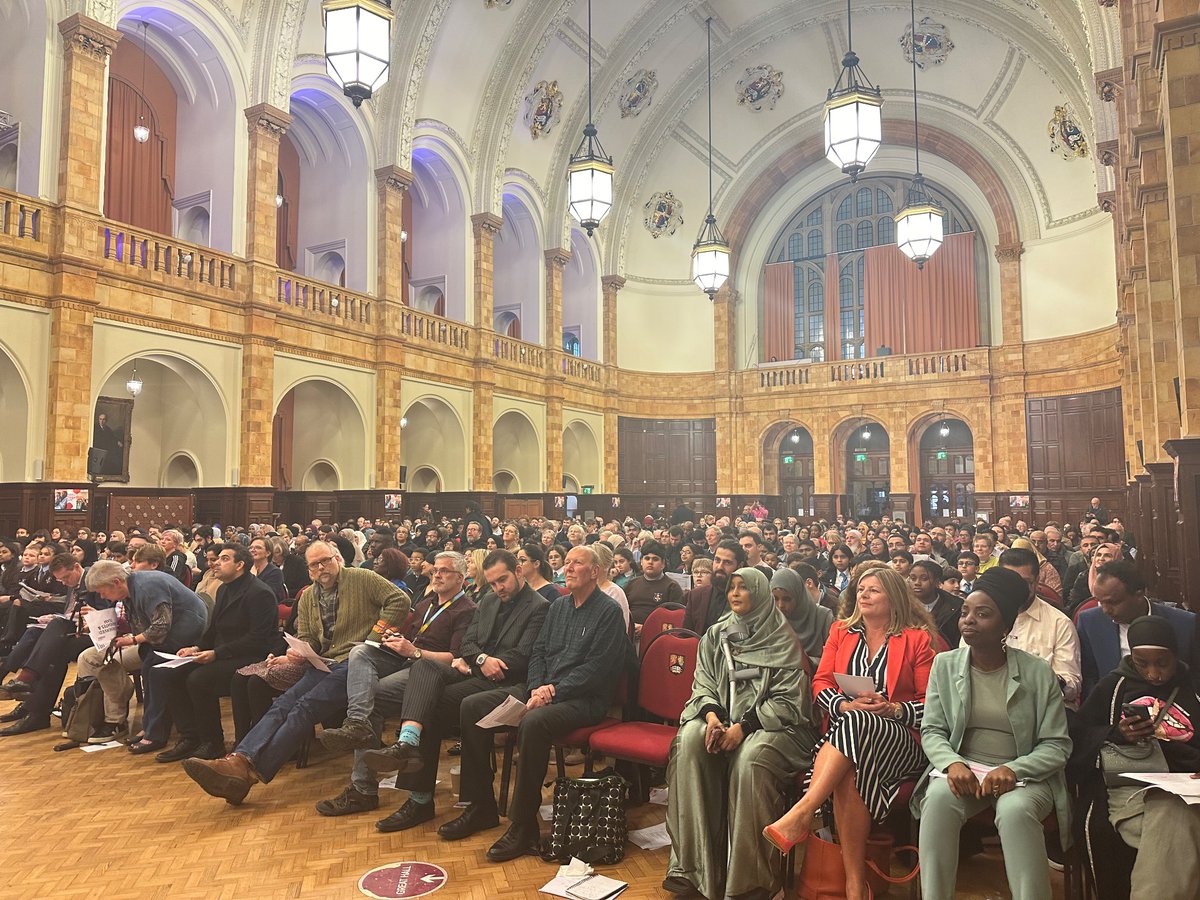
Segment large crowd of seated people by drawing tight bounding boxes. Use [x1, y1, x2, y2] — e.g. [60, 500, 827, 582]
[1, 501, 1198, 899]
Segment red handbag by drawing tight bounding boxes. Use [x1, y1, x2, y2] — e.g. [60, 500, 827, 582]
[797, 832, 919, 899]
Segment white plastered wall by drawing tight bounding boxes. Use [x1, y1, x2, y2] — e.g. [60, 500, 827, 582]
[493, 394, 546, 493]
[1020, 214, 1119, 340]
[563, 406, 605, 492]
[0, 303, 49, 481]
[399, 378, 472, 491]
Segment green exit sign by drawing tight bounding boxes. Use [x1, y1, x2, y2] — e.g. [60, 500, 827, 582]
[937, 451, 947, 460]
[782, 455, 794, 464]
[855, 453, 868, 462]
[582, 486, 593, 494]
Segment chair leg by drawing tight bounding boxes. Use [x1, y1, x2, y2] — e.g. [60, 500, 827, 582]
[296, 727, 312, 769]
[132, 672, 144, 705]
[554, 746, 566, 781]
[498, 741, 514, 818]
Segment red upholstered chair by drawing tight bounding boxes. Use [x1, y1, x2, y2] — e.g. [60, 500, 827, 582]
[1073, 598, 1098, 625]
[638, 603, 687, 658]
[588, 629, 700, 772]
[551, 671, 631, 779]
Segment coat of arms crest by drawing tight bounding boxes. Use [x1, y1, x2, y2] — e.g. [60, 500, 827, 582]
[669, 654, 685, 675]
[1048, 105, 1089, 159]
[619, 69, 658, 118]
[900, 17, 955, 68]
[523, 80, 563, 139]
[736, 65, 785, 111]
[643, 192, 684, 239]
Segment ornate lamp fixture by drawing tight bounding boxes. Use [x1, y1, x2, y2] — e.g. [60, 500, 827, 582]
[692, 17, 730, 298]
[567, 0, 613, 236]
[895, 0, 945, 268]
[823, 0, 882, 181]
[321, 0, 394, 107]
[939, 420, 950, 438]
[126, 362, 143, 397]
[133, 22, 150, 143]
[861, 425, 872, 440]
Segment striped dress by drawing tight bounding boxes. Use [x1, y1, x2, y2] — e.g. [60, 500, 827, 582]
[809, 624, 928, 821]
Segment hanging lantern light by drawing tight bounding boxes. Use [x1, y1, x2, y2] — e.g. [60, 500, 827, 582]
[895, 0, 944, 268]
[321, 0, 394, 107]
[133, 22, 150, 143]
[861, 426, 872, 440]
[126, 362, 143, 398]
[692, 18, 730, 298]
[567, 0, 614, 236]
[823, 0, 882, 181]
[939, 420, 950, 438]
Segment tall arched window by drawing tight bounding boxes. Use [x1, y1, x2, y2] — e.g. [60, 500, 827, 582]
[768, 175, 976, 361]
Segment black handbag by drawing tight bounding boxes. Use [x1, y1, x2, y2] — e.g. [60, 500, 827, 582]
[540, 774, 629, 865]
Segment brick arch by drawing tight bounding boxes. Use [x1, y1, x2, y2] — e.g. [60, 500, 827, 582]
[725, 122, 1021, 252]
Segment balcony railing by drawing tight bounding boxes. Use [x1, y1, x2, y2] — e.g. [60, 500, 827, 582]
[492, 334, 546, 372]
[100, 224, 238, 293]
[0, 189, 48, 250]
[757, 363, 812, 389]
[276, 272, 371, 327]
[561, 354, 602, 384]
[398, 307, 471, 352]
[828, 349, 985, 384]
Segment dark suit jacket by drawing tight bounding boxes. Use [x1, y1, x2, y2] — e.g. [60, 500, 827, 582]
[1078, 601, 1198, 698]
[682, 582, 723, 635]
[456, 582, 548, 685]
[199, 571, 279, 661]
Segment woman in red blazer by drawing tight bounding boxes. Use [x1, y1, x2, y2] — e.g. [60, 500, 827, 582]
[765, 566, 939, 900]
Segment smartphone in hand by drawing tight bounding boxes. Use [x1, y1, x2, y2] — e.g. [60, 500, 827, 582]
[1121, 703, 1152, 721]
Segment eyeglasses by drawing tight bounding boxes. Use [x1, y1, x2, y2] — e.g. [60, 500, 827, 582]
[307, 557, 337, 571]
[431, 567, 459, 576]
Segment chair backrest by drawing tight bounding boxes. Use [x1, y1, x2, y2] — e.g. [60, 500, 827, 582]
[1073, 598, 1098, 625]
[637, 629, 700, 723]
[639, 603, 687, 657]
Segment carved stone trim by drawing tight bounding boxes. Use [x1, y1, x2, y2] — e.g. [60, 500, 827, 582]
[601, 275, 627, 293]
[58, 14, 121, 61]
[1153, 14, 1200, 73]
[1097, 139, 1120, 168]
[245, 103, 292, 137]
[1098, 191, 1117, 213]
[1095, 66, 1123, 103]
[471, 212, 503, 235]
[375, 165, 415, 194]
[1137, 182, 1168, 208]
[994, 242, 1024, 263]
[544, 248, 571, 268]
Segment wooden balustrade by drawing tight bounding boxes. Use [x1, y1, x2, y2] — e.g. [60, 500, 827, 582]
[275, 271, 372, 327]
[397, 307, 472, 351]
[100, 224, 238, 292]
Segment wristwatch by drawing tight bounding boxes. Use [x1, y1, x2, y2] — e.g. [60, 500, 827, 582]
[476, 653, 489, 667]
[413, 648, 422, 660]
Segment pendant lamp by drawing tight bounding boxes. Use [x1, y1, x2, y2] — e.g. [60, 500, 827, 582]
[692, 17, 730, 298]
[567, 0, 614, 236]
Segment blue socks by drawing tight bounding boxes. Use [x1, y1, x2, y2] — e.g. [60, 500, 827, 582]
[398, 724, 422, 747]
[410, 790, 432, 805]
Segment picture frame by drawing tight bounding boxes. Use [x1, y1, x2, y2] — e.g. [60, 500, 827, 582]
[54, 488, 89, 512]
[89, 396, 134, 483]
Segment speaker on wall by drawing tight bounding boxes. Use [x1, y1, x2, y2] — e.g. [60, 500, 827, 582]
[399, 465, 408, 484]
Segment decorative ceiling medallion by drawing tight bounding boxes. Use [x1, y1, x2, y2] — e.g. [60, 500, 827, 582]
[900, 17, 954, 69]
[523, 80, 563, 139]
[1048, 105, 1089, 159]
[736, 65, 785, 111]
[619, 69, 658, 118]
[643, 191, 684, 238]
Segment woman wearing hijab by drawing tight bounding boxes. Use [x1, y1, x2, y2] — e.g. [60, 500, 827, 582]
[1066, 541, 1122, 617]
[912, 567, 1073, 900]
[664, 568, 816, 900]
[770, 566, 832, 666]
[1010, 537, 1063, 607]
[1071, 615, 1200, 900]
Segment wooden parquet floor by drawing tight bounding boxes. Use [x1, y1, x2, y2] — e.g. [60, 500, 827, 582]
[0, 693, 1056, 900]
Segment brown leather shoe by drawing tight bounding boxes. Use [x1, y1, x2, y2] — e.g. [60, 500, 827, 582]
[182, 753, 260, 805]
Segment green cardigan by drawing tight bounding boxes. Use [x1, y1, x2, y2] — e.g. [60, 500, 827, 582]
[295, 565, 411, 662]
[912, 646, 1073, 844]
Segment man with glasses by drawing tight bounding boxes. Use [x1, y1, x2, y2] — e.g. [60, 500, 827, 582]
[152, 543, 278, 762]
[182, 542, 409, 805]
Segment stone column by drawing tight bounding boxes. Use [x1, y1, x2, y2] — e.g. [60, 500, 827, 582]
[472, 380, 495, 491]
[374, 166, 413, 491]
[471, 212, 502, 331]
[1141, 182, 1182, 460]
[545, 248, 569, 350]
[545, 392, 564, 494]
[244, 104, 292, 266]
[713, 285, 738, 492]
[603, 407, 619, 494]
[238, 336, 277, 487]
[989, 243, 1030, 492]
[43, 300, 97, 481]
[600, 275, 625, 368]
[57, 15, 121, 210]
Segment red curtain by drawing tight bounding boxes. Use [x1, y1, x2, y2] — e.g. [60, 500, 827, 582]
[105, 78, 173, 234]
[763, 261, 794, 361]
[824, 253, 841, 361]
[862, 232, 978, 354]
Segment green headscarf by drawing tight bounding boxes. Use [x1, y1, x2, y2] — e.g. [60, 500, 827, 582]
[770, 566, 834, 663]
[717, 567, 805, 671]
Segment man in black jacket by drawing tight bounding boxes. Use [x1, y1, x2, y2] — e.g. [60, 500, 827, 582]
[344, 549, 550, 832]
[153, 543, 278, 762]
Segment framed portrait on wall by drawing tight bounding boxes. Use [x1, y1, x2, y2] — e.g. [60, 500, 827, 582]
[89, 396, 134, 483]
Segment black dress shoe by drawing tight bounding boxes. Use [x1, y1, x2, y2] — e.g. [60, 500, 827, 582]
[437, 803, 501, 841]
[0, 703, 27, 723]
[362, 741, 423, 774]
[662, 876, 702, 897]
[190, 741, 225, 760]
[376, 798, 435, 833]
[486, 821, 540, 863]
[156, 739, 202, 763]
[0, 717, 49, 737]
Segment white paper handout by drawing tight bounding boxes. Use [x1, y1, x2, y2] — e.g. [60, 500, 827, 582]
[84, 608, 120, 652]
[153, 651, 197, 669]
[283, 632, 332, 672]
[1119, 772, 1200, 805]
[627, 821, 672, 850]
[664, 572, 692, 592]
[834, 673, 878, 698]
[80, 741, 123, 753]
[565, 874, 628, 900]
[930, 760, 1027, 787]
[475, 694, 527, 728]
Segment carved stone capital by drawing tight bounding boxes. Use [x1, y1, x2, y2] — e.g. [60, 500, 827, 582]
[544, 248, 571, 269]
[375, 165, 414, 194]
[245, 103, 292, 138]
[1097, 139, 1119, 168]
[1095, 67, 1123, 102]
[1098, 190, 1117, 213]
[601, 275, 627, 293]
[59, 14, 121, 61]
[994, 242, 1024, 264]
[1097, 0, 1116, 8]
[471, 212, 503, 236]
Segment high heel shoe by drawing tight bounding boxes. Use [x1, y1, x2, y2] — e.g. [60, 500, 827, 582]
[762, 822, 810, 853]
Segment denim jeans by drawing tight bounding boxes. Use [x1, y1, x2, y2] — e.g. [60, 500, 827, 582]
[349, 666, 413, 795]
[345, 643, 413, 722]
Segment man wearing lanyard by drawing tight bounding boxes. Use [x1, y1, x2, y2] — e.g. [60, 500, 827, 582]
[311, 552, 477, 816]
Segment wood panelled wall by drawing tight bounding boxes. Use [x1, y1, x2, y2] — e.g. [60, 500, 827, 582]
[618, 417, 717, 497]
[1026, 388, 1126, 524]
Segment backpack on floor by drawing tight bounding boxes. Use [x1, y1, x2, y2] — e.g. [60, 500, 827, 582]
[63, 677, 107, 744]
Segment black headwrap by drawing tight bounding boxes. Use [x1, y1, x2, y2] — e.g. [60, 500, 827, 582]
[973, 567, 1027, 632]
[1127, 615, 1178, 654]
